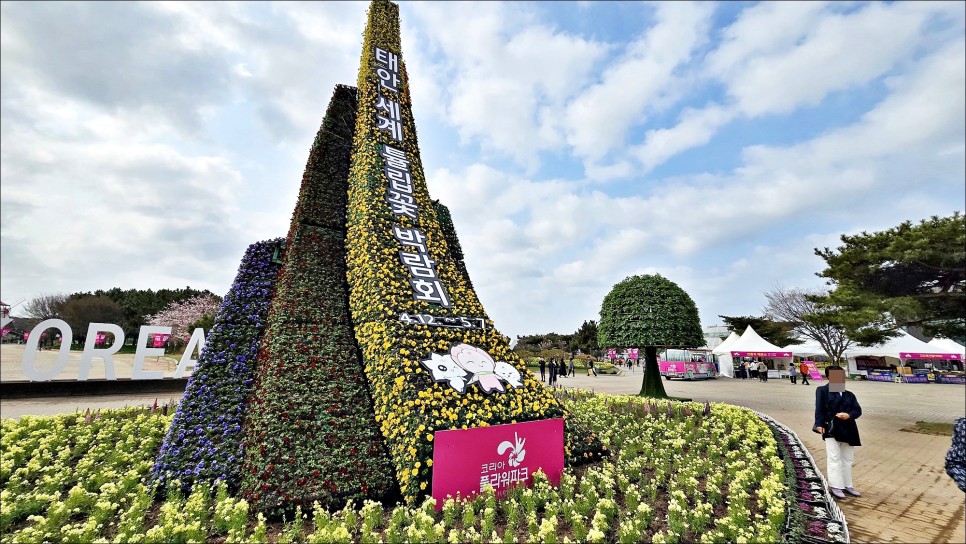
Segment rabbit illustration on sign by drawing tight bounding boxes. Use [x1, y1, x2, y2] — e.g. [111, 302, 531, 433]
[451, 343, 505, 393]
[420, 343, 519, 394]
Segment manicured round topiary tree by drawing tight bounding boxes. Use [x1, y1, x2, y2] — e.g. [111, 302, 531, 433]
[598, 274, 704, 398]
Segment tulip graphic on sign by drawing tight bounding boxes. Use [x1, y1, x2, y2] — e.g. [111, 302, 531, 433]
[498, 432, 526, 467]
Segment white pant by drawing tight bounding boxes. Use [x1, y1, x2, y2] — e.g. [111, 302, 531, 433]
[825, 438, 855, 489]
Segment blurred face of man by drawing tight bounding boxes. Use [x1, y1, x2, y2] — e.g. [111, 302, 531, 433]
[829, 368, 846, 392]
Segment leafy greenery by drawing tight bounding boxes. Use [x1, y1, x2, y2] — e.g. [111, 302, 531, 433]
[811, 213, 965, 344]
[764, 286, 853, 363]
[432, 199, 474, 292]
[513, 332, 572, 354]
[598, 275, 703, 398]
[718, 315, 803, 347]
[72, 287, 219, 340]
[569, 320, 600, 356]
[58, 295, 124, 345]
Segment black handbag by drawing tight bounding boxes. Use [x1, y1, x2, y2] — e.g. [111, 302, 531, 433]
[823, 418, 835, 439]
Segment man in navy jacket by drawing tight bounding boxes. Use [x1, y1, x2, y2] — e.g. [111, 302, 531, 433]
[814, 365, 862, 500]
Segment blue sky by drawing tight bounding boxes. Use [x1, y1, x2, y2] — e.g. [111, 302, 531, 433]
[2, 1, 964, 342]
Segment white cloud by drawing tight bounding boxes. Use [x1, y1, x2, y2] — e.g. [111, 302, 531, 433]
[409, 3, 609, 166]
[1, 1, 962, 344]
[632, 104, 735, 171]
[563, 1, 714, 162]
[712, 2, 935, 117]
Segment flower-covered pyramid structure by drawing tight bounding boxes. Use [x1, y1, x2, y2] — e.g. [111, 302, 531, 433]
[154, 0, 604, 513]
[237, 84, 398, 513]
[344, 0, 603, 503]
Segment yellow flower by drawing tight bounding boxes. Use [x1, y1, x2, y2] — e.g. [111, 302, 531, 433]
[426, 433, 433, 442]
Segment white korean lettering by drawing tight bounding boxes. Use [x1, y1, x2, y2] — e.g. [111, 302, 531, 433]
[374, 47, 399, 72]
[410, 278, 451, 307]
[375, 114, 403, 141]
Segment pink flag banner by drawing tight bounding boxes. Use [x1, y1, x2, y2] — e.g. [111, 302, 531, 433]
[900, 352, 961, 361]
[1, 327, 11, 337]
[95, 333, 107, 345]
[628, 348, 639, 360]
[23, 332, 29, 341]
[431, 418, 564, 508]
[607, 349, 617, 360]
[153, 334, 171, 348]
[731, 350, 793, 358]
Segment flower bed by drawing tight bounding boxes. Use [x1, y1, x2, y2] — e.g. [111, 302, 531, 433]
[2, 393, 791, 542]
[756, 411, 851, 543]
[152, 238, 283, 492]
[1, 407, 172, 542]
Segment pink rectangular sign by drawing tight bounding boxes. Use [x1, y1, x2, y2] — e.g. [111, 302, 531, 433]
[802, 361, 824, 381]
[732, 350, 793, 358]
[900, 352, 961, 360]
[431, 418, 564, 507]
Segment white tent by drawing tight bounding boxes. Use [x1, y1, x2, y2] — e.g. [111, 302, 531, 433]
[846, 330, 964, 375]
[728, 325, 793, 357]
[711, 331, 740, 378]
[728, 325, 794, 376]
[847, 330, 951, 358]
[927, 337, 966, 359]
[788, 339, 829, 358]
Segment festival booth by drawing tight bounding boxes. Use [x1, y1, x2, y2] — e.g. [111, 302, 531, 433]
[710, 331, 740, 378]
[927, 338, 966, 367]
[847, 330, 964, 384]
[788, 340, 831, 382]
[728, 326, 795, 379]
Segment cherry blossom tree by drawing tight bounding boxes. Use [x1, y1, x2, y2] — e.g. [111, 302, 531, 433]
[146, 294, 221, 347]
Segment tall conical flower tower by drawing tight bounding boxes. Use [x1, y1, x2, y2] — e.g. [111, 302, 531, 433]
[345, 0, 594, 503]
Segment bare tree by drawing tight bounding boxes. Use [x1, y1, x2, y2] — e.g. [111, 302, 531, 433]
[22, 293, 69, 321]
[764, 285, 854, 364]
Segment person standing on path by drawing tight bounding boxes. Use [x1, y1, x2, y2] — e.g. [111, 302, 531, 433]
[813, 365, 862, 500]
[789, 363, 798, 384]
[548, 358, 558, 387]
[800, 361, 810, 385]
[758, 361, 768, 382]
[568, 358, 575, 378]
[539, 359, 546, 382]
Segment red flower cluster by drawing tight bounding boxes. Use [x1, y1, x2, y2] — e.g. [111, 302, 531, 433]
[238, 85, 397, 515]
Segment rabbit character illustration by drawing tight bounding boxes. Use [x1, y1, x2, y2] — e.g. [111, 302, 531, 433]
[493, 361, 522, 388]
[420, 352, 470, 393]
[451, 343, 505, 393]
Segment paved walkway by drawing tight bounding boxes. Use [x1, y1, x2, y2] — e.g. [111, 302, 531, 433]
[2, 365, 963, 542]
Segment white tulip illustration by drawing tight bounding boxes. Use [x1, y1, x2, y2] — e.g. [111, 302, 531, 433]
[497, 432, 526, 467]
